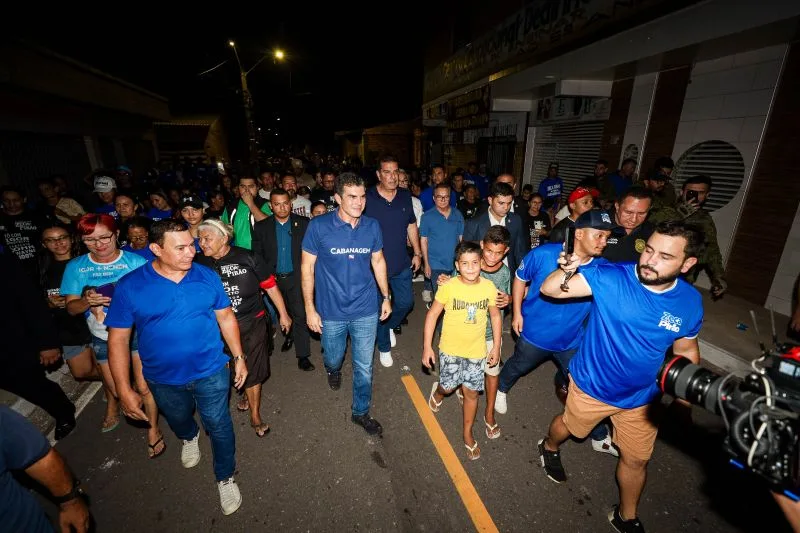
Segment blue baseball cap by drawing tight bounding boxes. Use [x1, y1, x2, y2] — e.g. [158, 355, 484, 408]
[575, 210, 619, 231]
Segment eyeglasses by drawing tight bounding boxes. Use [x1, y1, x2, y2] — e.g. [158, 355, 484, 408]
[43, 235, 70, 244]
[434, 195, 450, 200]
[128, 235, 148, 242]
[82, 234, 115, 245]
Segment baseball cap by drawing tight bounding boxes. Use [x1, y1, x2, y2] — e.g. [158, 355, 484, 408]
[179, 195, 204, 209]
[575, 210, 619, 231]
[568, 187, 599, 205]
[116, 165, 132, 174]
[93, 176, 116, 193]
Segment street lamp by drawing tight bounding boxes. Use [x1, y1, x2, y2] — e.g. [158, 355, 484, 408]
[274, 49, 285, 61]
[228, 40, 258, 164]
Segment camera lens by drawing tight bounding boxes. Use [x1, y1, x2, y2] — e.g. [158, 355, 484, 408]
[659, 356, 725, 414]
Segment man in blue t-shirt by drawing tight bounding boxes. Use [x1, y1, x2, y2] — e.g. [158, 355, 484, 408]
[537, 221, 704, 532]
[0, 406, 90, 533]
[301, 172, 392, 436]
[537, 163, 563, 212]
[105, 220, 248, 517]
[497, 210, 617, 455]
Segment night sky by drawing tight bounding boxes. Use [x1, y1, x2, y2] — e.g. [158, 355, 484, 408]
[27, 9, 434, 151]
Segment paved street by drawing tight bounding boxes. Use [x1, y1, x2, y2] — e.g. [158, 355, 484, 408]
[44, 290, 792, 532]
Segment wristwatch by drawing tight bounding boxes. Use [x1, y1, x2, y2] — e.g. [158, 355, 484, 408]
[232, 355, 246, 363]
[382, 295, 391, 301]
[53, 480, 86, 505]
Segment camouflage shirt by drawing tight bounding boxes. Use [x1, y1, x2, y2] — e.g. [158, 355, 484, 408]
[684, 208, 725, 285]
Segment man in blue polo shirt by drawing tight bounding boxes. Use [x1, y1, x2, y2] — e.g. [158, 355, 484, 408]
[497, 210, 616, 455]
[537, 221, 704, 533]
[105, 220, 248, 516]
[420, 181, 464, 300]
[419, 164, 457, 211]
[365, 155, 422, 368]
[301, 172, 392, 436]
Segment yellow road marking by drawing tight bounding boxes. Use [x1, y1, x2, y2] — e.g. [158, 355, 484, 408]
[400, 374, 499, 533]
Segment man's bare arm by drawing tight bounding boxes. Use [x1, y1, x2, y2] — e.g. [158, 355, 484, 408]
[673, 336, 701, 365]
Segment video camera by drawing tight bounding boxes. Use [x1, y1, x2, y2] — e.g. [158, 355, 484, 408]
[658, 308, 800, 500]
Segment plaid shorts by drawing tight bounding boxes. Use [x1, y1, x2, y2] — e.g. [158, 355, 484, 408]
[439, 352, 486, 392]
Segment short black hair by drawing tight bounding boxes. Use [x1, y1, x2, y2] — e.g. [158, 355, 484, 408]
[269, 187, 290, 200]
[453, 240, 482, 262]
[596, 158, 609, 166]
[653, 220, 705, 259]
[310, 201, 327, 212]
[683, 175, 713, 189]
[149, 220, 188, 247]
[522, 184, 533, 193]
[126, 216, 152, 232]
[483, 225, 511, 247]
[621, 158, 638, 168]
[654, 156, 675, 170]
[489, 181, 515, 199]
[335, 172, 365, 196]
[433, 182, 451, 193]
[379, 155, 398, 166]
[618, 186, 652, 204]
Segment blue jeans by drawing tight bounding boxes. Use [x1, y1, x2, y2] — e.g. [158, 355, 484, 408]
[499, 337, 608, 441]
[322, 313, 379, 417]
[376, 269, 413, 352]
[262, 295, 278, 323]
[147, 365, 236, 481]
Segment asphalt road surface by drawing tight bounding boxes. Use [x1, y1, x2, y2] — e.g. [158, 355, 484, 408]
[44, 291, 793, 532]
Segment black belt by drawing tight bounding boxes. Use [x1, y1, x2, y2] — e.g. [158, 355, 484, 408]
[275, 272, 293, 279]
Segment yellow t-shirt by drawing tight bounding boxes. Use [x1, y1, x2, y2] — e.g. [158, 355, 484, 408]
[435, 276, 497, 359]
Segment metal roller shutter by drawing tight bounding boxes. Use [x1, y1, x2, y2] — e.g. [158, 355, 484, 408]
[530, 122, 604, 193]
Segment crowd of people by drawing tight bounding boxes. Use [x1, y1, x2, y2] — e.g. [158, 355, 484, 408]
[0, 151, 758, 532]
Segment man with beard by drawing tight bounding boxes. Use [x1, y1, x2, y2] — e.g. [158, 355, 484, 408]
[537, 221, 704, 533]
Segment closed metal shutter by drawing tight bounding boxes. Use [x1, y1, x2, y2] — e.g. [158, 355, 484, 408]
[0, 132, 90, 199]
[530, 122, 604, 193]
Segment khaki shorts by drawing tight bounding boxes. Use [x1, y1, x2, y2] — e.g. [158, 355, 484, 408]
[484, 340, 502, 377]
[562, 380, 659, 462]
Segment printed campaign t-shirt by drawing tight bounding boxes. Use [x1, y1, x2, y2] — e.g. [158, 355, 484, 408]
[569, 263, 704, 409]
[302, 211, 383, 321]
[435, 276, 497, 359]
[60, 250, 147, 340]
[195, 246, 270, 320]
[449, 264, 510, 341]
[515, 243, 606, 352]
[0, 212, 47, 275]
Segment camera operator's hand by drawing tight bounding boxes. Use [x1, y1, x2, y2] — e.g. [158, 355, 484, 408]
[772, 492, 800, 532]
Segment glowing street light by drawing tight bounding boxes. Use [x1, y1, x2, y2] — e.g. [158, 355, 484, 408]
[274, 49, 285, 61]
[228, 40, 236, 47]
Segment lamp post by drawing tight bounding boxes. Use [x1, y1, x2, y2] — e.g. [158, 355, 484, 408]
[228, 40, 258, 164]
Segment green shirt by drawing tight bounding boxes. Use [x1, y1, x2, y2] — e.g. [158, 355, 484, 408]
[450, 263, 511, 340]
[222, 200, 272, 250]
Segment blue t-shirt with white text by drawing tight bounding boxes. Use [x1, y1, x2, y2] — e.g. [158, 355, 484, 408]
[516, 243, 605, 352]
[569, 263, 704, 408]
[302, 211, 383, 321]
[104, 262, 231, 385]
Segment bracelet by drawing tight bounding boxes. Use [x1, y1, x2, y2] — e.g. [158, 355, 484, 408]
[414, 253, 422, 257]
[382, 295, 391, 301]
[53, 480, 85, 505]
[231, 355, 246, 362]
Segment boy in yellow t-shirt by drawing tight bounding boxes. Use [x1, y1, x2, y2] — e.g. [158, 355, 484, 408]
[422, 241, 502, 461]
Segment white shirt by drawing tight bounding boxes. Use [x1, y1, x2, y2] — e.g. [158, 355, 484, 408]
[291, 196, 312, 218]
[258, 188, 271, 200]
[554, 205, 570, 222]
[411, 196, 423, 227]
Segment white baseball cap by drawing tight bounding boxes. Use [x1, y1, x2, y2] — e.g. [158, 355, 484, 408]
[93, 176, 117, 193]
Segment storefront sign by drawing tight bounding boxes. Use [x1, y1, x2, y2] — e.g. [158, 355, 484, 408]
[446, 86, 490, 130]
[423, 0, 674, 102]
[533, 96, 611, 125]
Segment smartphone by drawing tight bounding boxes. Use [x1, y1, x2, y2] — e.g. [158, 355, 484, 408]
[564, 224, 575, 253]
[95, 283, 115, 299]
[686, 190, 699, 203]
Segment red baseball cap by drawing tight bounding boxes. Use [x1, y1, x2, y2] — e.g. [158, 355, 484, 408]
[568, 187, 599, 204]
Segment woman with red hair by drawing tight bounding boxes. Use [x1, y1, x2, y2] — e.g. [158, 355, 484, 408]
[60, 214, 165, 458]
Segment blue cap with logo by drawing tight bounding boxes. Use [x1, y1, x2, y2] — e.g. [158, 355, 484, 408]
[574, 209, 619, 231]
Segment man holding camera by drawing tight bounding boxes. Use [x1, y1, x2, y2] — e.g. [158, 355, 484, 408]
[537, 221, 704, 533]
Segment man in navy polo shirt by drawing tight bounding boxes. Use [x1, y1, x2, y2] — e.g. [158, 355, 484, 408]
[364, 155, 422, 368]
[537, 221, 704, 533]
[301, 172, 392, 436]
[105, 220, 248, 516]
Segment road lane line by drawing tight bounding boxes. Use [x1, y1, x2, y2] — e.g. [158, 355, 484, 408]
[400, 374, 499, 533]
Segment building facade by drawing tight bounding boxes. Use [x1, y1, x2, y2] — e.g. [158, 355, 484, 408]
[0, 39, 170, 197]
[422, 0, 800, 315]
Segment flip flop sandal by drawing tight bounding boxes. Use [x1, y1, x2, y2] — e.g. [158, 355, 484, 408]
[428, 382, 442, 413]
[251, 423, 270, 438]
[148, 435, 166, 459]
[237, 398, 250, 412]
[465, 441, 481, 461]
[484, 416, 502, 439]
[455, 387, 464, 406]
[101, 414, 120, 433]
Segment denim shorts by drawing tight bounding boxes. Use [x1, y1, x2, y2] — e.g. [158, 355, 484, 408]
[63, 344, 90, 360]
[439, 352, 486, 392]
[92, 334, 139, 363]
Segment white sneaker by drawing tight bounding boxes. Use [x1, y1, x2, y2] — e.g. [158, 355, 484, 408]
[494, 391, 508, 414]
[379, 351, 394, 368]
[181, 434, 201, 468]
[591, 435, 619, 457]
[217, 477, 242, 515]
[389, 329, 397, 348]
[422, 289, 432, 303]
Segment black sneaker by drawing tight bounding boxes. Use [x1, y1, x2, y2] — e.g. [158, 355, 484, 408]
[608, 505, 645, 533]
[537, 438, 567, 483]
[352, 414, 383, 436]
[298, 357, 315, 371]
[327, 371, 342, 390]
[54, 415, 77, 441]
